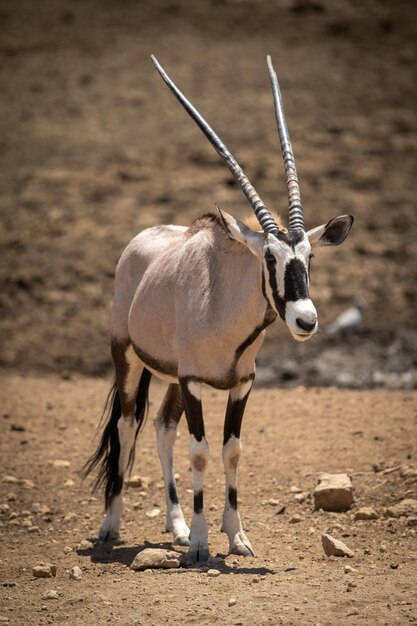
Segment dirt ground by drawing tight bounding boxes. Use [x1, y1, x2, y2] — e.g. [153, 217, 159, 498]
[1, 2, 417, 624]
[0, 374, 416, 626]
[0, 0, 416, 386]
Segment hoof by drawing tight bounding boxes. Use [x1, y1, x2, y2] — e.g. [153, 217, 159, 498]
[230, 543, 255, 557]
[229, 532, 255, 557]
[98, 528, 120, 543]
[173, 535, 190, 547]
[181, 546, 210, 565]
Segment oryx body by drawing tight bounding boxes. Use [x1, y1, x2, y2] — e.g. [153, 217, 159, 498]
[84, 56, 353, 563]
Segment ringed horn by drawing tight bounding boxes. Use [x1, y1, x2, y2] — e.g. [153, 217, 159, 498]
[267, 55, 304, 233]
[151, 54, 281, 236]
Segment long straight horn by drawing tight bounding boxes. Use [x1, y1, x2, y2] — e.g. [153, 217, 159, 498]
[267, 55, 305, 233]
[151, 55, 280, 236]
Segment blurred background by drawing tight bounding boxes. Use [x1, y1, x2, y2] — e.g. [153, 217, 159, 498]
[0, 0, 416, 388]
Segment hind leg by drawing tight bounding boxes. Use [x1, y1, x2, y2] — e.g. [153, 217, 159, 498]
[155, 384, 190, 546]
[99, 340, 145, 542]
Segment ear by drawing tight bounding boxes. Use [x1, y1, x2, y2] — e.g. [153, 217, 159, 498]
[307, 214, 354, 247]
[216, 205, 265, 259]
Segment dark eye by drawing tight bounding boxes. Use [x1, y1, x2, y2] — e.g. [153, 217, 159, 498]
[265, 252, 276, 264]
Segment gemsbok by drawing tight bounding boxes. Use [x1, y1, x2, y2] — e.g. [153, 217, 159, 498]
[83, 55, 353, 563]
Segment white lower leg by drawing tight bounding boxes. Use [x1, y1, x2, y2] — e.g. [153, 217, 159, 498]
[186, 434, 210, 560]
[222, 434, 254, 556]
[156, 424, 189, 544]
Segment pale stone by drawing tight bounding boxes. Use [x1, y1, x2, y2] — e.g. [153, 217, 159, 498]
[51, 460, 70, 469]
[228, 597, 237, 606]
[19, 479, 35, 489]
[43, 590, 58, 600]
[2, 476, 18, 484]
[33, 564, 57, 578]
[206, 569, 221, 577]
[314, 473, 353, 512]
[322, 534, 354, 558]
[384, 499, 417, 518]
[289, 514, 303, 524]
[127, 475, 151, 489]
[354, 507, 378, 521]
[69, 566, 83, 580]
[145, 508, 160, 518]
[77, 539, 93, 551]
[130, 548, 181, 571]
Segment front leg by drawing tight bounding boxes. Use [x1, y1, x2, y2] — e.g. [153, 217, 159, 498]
[180, 378, 210, 564]
[222, 376, 255, 557]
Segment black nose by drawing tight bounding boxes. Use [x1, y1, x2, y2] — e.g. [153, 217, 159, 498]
[296, 318, 317, 333]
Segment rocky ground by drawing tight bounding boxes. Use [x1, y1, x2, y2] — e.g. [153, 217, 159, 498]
[0, 374, 416, 625]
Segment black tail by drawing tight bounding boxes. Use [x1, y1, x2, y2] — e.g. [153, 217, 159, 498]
[81, 368, 152, 508]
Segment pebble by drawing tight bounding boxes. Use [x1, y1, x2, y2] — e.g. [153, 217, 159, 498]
[380, 544, 387, 553]
[69, 566, 83, 580]
[384, 499, 417, 518]
[130, 548, 181, 570]
[314, 473, 353, 512]
[77, 539, 94, 551]
[228, 597, 237, 606]
[20, 479, 35, 489]
[354, 507, 378, 521]
[50, 460, 70, 469]
[127, 475, 151, 489]
[290, 486, 303, 494]
[28, 526, 40, 533]
[294, 492, 309, 503]
[63, 512, 77, 522]
[289, 514, 303, 524]
[145, 508, 160, 518]
[43, 590, 58, 600]
[268, 498, 279, 506]
[344, 565, 357, 574]
[206, 569, 221, 578]
[2, 476, 19, 484]
[33, 564, 57, 578]
[0, 503, 10, 514]
[63, 546, 73, 554]
[321, 534, 354, 558]
[64, 479, 75, 487]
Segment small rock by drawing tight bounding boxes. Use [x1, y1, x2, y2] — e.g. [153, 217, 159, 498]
[69, 566, 83, 580]
[0, 503, 10, 514]
[63, 546, 73, 554]
[390, 563, 399, 570]
[276, 505, 286, 515]
[400, 465, 417, 479]
[289, 514, 302, 524]
[344, 565, 356, 573]
[64, 479, 75, 487]
[406, 516, 417, 527]
[145, 508, 160, 518]
[354, 507, 378, 521]
[206, 569, 221, 577]
[6, 493, 16, 501]
[28, 525, 40, 533]
[63, 512, 77, 522]
[314, 473, 353, 512]
[77, 539, 93, 551]
[290, 485, 303, 494]
[43, 590, 58, 600]
[380, 544, 387, 553]
[294, 492, 309, 503]
[51, 460, 70, 469]
[384, 499, 417, 518]
[127, 475, 151, 489]
[33, 564, 57, 578]
[268, 498, 279, 506]
[321, 534, 354, 558]
[228, 597, 237, 606]
[19, 479, 35, 489]
[2, 476, 19, 484]
[130, 548, 181, 571]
